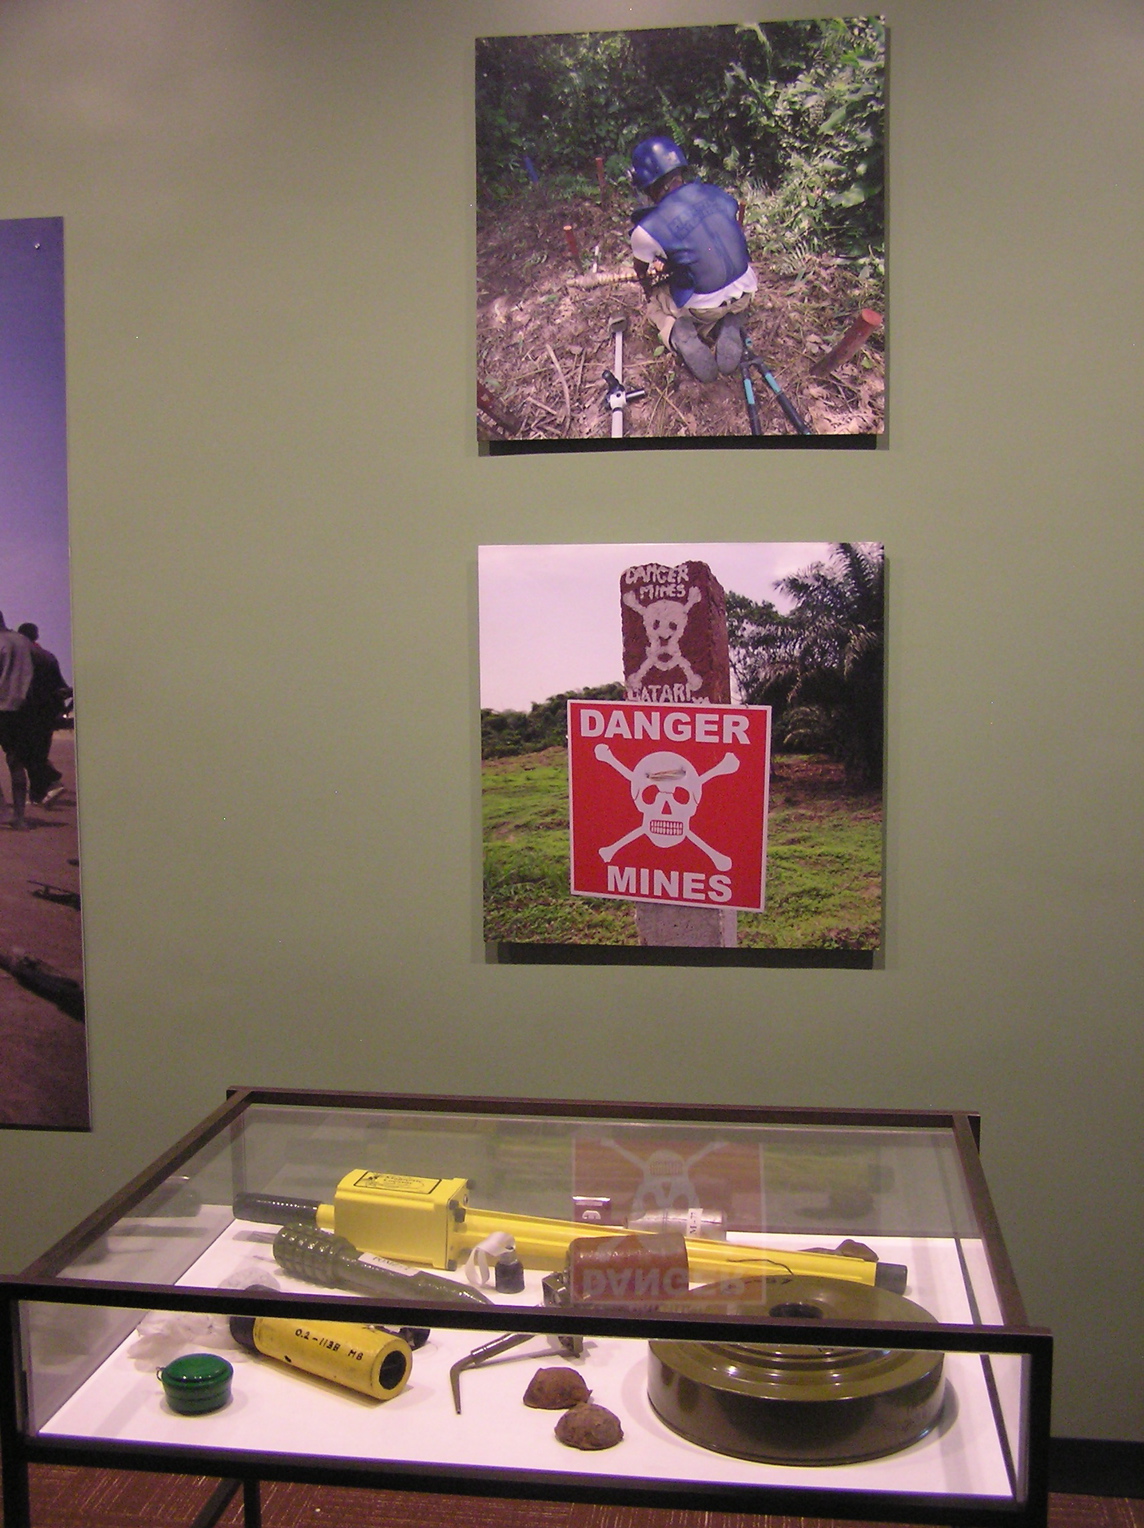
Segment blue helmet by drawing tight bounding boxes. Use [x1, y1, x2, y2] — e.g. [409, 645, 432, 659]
[630, 136, 689, 191]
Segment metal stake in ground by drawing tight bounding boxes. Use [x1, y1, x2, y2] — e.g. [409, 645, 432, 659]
[812, 308, 882, 377]
[620, 561, 737, 949]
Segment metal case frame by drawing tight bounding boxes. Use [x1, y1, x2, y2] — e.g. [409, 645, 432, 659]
[0, 1089, 1052, 1528]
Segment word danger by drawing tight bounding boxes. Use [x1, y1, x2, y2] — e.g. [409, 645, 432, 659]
[572, 1263, 690, 1301]
[622, 561, 692, 604]
[567, 700, 770, 913]
[577, 708, 750, 744]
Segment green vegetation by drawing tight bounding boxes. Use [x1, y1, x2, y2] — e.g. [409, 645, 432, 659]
[482, 683, 624, 760]
[483, 748, 628, 944]
[728, 543, 884, 788]
[483, 748, 881, 949]
[476, 19, 884, 281]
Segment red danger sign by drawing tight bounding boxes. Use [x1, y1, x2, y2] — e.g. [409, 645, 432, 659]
[568, 699, 771, 912]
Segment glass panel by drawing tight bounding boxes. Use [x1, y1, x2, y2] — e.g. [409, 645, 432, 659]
[988, 1351, 1029, 1497]
[25, 1291, 1026, 1506]
[227, 1105, 980, 1234]
[55, 1126, 234, 1287]
[48, 1104, 999, 1330]
[23, 1301, 145, 1435]
[18, 1103, 1037, 1514]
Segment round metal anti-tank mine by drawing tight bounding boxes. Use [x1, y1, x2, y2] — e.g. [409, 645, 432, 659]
[647, 1275, 947, 1465]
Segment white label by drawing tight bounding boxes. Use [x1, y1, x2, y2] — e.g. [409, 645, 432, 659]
[357, 1252, 415, 1278]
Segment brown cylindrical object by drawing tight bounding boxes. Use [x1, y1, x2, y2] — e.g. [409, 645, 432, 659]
[567, 1232, 689, 1303]
[563, 224, 581, 264]
[595, 156, 606, 198]
[812, 308, 882, 375]
[737, 200, 746, 226]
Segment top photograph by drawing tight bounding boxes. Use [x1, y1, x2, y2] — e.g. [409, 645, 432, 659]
[476, 18, 885, 453]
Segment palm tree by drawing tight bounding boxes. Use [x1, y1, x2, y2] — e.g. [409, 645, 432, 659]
[730, 542, 884, 787]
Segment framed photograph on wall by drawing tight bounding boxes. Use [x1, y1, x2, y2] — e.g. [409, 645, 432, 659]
[480, 542, 884, 966]
[0, 217, 89, 1128]
[476, 19, 885, 452]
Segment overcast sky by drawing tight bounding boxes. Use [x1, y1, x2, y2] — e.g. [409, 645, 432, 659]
[479, 541, 835, 712]
[0, 217, 72, 672]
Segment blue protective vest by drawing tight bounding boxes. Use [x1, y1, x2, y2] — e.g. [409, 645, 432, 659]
[633, 181, 750, 306]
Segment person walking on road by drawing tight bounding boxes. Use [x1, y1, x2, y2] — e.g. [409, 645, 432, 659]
[16, 623, 72, 807]
[0, 611, 35, 829]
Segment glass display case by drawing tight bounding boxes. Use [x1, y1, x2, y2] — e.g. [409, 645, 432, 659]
[0, 1089, 1051, 1528]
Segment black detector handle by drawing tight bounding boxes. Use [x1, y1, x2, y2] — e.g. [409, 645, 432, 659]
[233, 1191, 320, 1226]
[874, 1262, 908, 1295]
[273, 1222, 493, 1308]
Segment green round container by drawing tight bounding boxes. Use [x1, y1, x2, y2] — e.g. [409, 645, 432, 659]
[158, 1353, 233, 1415]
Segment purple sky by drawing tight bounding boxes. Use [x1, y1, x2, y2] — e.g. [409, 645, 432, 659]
[0, 217, 72, 676]
[479, 541, 835, 712]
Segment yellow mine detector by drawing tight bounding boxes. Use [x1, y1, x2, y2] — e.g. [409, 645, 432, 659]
[237, 1171, 907, 1292]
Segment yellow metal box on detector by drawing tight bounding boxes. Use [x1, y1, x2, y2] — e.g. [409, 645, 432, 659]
[316, 1171, 470, 1269]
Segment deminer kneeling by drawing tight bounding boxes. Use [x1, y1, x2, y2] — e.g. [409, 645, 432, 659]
[628, 135, 757, 383]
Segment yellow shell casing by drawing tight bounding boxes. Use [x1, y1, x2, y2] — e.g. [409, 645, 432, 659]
[251, 1318, 411, 1400]
[317, 1171, 470, 1269]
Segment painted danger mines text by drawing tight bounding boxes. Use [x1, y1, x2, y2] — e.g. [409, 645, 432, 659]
[567, 700, 770, 913]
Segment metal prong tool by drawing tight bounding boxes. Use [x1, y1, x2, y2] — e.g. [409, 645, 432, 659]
[449, 1272, 591, 1412]
[449, 1331, 535, 1413]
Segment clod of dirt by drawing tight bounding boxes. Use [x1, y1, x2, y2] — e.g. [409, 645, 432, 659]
[524, 1367, 591, 1409]
[804, 1238, 879, 1262]
[835, 1238, 879, 1261]
[554, 1401, 624, 1450]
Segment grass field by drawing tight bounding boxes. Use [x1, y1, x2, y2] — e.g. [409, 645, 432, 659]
[483, 747, 882, 949]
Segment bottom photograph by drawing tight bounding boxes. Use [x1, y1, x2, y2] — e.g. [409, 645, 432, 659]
[479, 541, 884, 964]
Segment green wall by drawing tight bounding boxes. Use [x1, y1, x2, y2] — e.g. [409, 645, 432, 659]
[1, 0, 1140, 1443]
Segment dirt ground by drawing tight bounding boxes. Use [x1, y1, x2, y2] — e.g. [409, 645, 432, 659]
[0, 731, 89, 1129]
[477, 189, 884, 443]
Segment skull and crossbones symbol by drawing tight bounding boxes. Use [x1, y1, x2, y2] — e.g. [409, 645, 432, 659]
[624, 586, 703, 693]
[599, 1138, 725, 1214]
[594, 745, 739, 870]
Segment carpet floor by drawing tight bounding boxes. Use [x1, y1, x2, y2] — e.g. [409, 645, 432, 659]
[20, 1468, 1144, 1528]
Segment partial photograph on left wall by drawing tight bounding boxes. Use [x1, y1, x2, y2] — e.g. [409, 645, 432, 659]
[0, 217, 89, 1129]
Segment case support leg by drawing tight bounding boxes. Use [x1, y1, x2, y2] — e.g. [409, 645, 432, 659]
[244, 1477, 262, 1528]
[189, 1476, 259, 1528]
[189, 1477, 243, 1528]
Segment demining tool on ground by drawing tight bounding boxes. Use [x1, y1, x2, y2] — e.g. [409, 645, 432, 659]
[603, 316, 645, 438]
[570, 268, 814, 438]
[740, 331, 812, 435]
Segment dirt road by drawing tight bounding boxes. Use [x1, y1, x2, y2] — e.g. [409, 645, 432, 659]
[0, 731, 89, 1129]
